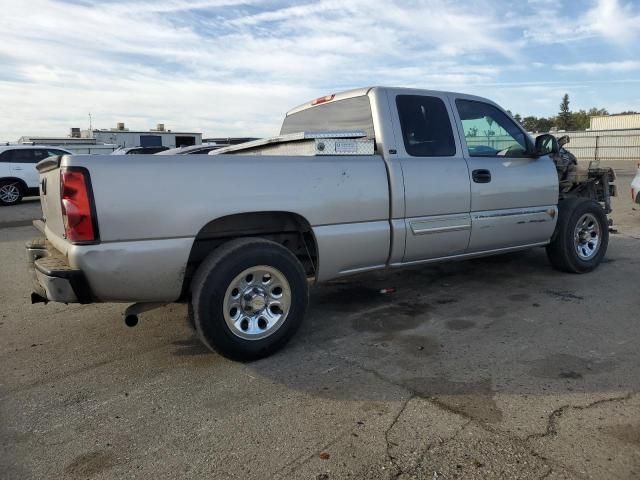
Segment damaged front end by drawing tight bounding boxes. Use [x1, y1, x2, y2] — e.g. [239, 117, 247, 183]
[551, 135, 617, 214]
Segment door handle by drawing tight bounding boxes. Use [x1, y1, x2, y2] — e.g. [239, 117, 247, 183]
[472, 169, 491, 183]
[13, 167, 23, 170]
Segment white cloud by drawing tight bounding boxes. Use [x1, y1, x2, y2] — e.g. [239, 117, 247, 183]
[0, 0, 522, 140]
[554, 60, 640, 73]
[524, 0, 640, 45]
[0, 0, 637, 141]
[582, 0, 640, 44]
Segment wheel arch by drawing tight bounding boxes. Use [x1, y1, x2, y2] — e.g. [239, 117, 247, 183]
[550, 196, 586, 242]
[0, 177, 28, 190]
[180, 211, 318, 298]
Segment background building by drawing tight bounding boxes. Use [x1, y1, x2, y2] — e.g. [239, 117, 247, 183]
[88, 123, 202, 149]
[590, 113, 640, 131]
[16, 123, 202, 154]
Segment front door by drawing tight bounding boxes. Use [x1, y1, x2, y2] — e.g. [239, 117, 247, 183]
[392, 93, 472, 263]
[450, 96, 558, 252]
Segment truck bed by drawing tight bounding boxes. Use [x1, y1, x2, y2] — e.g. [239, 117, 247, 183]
[37, 152, 391, 301]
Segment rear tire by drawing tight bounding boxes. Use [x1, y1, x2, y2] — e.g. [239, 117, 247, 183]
[546, 198, 608, 273]
[191, 238, 308, 361]
[0, 180, 24, 206]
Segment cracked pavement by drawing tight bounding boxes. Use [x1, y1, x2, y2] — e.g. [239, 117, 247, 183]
[1, 163, 639, 479]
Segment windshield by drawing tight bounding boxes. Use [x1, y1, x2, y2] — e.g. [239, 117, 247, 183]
[280, 95, 375, 138]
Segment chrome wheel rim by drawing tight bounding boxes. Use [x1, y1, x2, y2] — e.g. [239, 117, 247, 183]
[0, 183, 20, 203]
[223, 265, 291, 341]
[574, 213, 600, 260]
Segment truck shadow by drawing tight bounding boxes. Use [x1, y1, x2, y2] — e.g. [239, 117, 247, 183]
[172, 244, 640, 409]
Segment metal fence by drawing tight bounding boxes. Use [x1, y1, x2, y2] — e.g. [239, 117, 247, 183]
[466, 129, 640, 162]
[552, 129, 640, 163]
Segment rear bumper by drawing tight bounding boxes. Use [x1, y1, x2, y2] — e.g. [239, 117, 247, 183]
[26, 237, 93, 304]
[33, 221, 193, 303]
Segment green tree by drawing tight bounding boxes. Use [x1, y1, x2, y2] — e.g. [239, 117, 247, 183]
[521, 116, 539, 132]
[517, 104, 618, 133]
[557, 93, 572, 130]
[571, 109, 590, 130]
[537, 117, 555, 133]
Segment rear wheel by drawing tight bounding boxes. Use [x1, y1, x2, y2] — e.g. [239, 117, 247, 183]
[546, 198, 609, 273]
[0, 180, 24, 206]
[191, 238, 308, 361]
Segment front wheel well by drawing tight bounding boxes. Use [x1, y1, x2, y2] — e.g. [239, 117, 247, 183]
[180, 211, 318, 299]
[0, 177, 28, 190]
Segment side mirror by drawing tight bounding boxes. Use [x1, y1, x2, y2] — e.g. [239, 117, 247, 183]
[557, 135, 570, 147]
[534, 134, 559, 156]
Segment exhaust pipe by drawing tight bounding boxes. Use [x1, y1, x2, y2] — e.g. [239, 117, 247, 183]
[31, 292, 48, 304]
[122, 302, 165, 328]
[124, 314, 139, 327]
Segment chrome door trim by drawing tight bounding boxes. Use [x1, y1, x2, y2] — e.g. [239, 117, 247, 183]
[409, 213, 471, 236]
[411, 223, 471, 235]
[471, 206, 556, 220]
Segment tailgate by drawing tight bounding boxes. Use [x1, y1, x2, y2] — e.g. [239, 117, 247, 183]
[36, 156, 66, 239]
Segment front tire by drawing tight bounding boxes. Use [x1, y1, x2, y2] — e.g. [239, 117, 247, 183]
[546, 198, 609, 273]
[0, 180, 24, 206]
[191, 238, 308, 361]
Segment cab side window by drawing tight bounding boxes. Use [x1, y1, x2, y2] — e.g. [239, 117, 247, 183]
[47, 149, 68, 156]
[33, 149, 51, 162]
[396, 95, 456, 157]
[0, 150, 12, 162]
[10, 149, 39, 163]
[455, 99, 529, 157]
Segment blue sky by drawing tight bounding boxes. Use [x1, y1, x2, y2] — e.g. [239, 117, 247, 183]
[1, 0, 639, 140]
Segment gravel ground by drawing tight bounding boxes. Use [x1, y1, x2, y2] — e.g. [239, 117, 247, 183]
[1, 163, 639, 479]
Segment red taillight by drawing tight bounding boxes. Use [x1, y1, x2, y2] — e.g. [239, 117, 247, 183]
[311, 94, 335, 106]
[60, 169, 98, 243]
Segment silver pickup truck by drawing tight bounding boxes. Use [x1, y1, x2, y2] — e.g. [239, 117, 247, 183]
[28, 87, 616, 360]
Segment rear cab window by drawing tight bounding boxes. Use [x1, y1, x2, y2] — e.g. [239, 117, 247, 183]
[455, 99, 531, 157]
[280, 95, 375, 138]
[396, 95, 456, 157]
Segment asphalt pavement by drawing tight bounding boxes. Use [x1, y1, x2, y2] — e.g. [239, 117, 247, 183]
[1, 164, 639, 479]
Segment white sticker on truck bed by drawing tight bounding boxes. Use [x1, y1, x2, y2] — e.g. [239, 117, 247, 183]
[335, 141, 358, 154]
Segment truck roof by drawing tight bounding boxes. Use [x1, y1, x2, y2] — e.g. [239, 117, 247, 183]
[285, 86, 494, 117]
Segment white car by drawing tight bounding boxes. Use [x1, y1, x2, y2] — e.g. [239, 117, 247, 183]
[0, 145, 72, 206]
[156, 143, 225, 155]
[632, 164, 640, 206]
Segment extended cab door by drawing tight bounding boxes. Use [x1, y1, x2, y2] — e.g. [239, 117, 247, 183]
[391, 93, 472, 263]
[449, 96, 558, 252]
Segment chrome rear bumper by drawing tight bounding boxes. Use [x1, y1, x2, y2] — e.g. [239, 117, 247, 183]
[26, 237, 93, 304]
